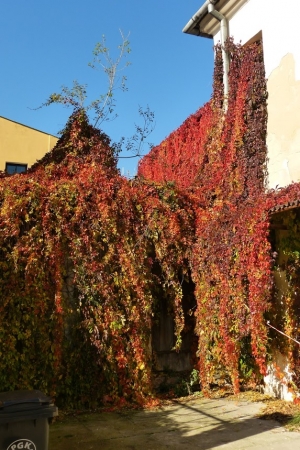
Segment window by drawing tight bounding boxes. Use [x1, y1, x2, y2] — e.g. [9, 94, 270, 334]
[5, 163, 28, 175]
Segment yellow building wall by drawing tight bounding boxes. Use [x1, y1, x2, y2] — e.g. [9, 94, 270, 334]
[267, 53, 300, 189]
[0, 116, 58, 172]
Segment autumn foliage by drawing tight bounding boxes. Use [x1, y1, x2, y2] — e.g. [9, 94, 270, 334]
[0, 40, 299, 406]
[139, 41, 272, 392]
[0, 111, 195, 405]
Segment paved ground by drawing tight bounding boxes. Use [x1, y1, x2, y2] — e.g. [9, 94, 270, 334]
[49, 397, 300, 449]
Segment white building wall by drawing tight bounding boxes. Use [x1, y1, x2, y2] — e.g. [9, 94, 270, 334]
[214, 0, 300, 189]
[213, 0, 300, 400]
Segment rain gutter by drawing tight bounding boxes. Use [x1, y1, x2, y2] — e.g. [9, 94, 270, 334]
[183, 0, 229, 111]
[182, 0, 219, 37]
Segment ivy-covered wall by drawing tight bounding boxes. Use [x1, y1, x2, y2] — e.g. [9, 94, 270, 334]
[139, 40, 271, 393]
[268, 208, 300, 393]
[0, 40, 300, 407]
[0, 113, 194, 406]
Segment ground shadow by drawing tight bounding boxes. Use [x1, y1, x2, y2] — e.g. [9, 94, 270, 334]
[49, 396, 300, 449]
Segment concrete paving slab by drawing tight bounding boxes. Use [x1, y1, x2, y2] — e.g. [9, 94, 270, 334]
[49, 397, 300, 449]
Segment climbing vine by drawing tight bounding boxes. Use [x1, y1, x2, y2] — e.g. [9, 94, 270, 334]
[1, 40, 300, 405]
[140, 40, 271, 393]
[0, 112, 194, 405]
[268, 204, 300, 390]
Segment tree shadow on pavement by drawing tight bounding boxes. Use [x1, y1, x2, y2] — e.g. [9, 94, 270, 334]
[49, 397, 299, 450]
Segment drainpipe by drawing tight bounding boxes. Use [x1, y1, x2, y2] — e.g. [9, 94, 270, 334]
[207, 2, 229, 111]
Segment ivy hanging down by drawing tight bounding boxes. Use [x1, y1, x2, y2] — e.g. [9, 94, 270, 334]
[1, 40, 300, 405]
[0, 109, 195, 406]
[139, 40, 272, 393]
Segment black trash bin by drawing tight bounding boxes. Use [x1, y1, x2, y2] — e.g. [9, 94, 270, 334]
[0, 390, 58, 450]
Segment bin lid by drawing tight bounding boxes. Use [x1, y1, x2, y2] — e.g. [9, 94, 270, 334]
[0, 390, 58, 423]
[0, 390, 52, 410]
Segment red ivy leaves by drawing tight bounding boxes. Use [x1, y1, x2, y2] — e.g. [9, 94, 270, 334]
[1, 41, 300, 405]
[139, 41, 272, 392]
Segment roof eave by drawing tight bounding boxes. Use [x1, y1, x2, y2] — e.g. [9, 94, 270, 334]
[182, 0, 216, 38]
[185, 28, 214, 39]
[183, 0, 248, 40]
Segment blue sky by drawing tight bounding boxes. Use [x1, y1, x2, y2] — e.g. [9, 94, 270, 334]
[0, 1, 214, 176]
